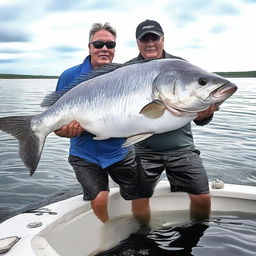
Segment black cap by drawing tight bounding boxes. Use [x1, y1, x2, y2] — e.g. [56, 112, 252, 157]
[136, 19, 164, 40]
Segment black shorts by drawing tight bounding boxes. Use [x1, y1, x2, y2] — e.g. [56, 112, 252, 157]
[68, 152, 143, 201]
[136, 150, 209, 197]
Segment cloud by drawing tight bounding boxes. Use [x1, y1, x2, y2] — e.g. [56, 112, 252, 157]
[0, 0, 255, 74]
[50, 45, 82, 53]
[209, 24, 227, 34]
[46, 0, 122, 12]
[0, 58, 21, 64]
[46, 0, 85, 12]
[242, 0, 256, 3]
[164, 0, 240, 28]
[0, 0, 54, 27]
[211, 2, 239, 15]
[0, 27, 31, 42]
[174, 13, 197, 28]
[0, 4, 23, 22]
[0, 48, 24, 54]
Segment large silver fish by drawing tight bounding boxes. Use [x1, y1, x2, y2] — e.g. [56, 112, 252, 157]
[0, 59, 237, 175]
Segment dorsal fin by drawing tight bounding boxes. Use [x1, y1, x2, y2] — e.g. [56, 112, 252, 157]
[41, 62, 124, 108]
[40, 59, 154, 108]
[70, 62, 124, 86]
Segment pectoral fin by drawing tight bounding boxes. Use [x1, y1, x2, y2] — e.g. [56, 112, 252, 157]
[140, 100, 166, 119]
[122, 133, 154, 147]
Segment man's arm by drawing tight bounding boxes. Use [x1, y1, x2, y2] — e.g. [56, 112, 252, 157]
[194, 104, 219, 126]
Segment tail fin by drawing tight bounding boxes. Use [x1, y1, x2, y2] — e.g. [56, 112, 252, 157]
[0, 115, 46, 176]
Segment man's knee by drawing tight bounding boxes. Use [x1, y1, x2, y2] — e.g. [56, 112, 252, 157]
[188, 193, 211, 220]
[189, 193, 211, 207]
[132, 198, 150, 211]
[91, 191, 109, 208]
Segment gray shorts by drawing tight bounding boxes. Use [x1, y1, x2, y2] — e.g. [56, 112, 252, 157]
[136, 150, 209, 197]
[68, 152, 143, 201]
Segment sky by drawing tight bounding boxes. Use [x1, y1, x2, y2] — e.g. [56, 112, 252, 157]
[0, 0, 256, 75]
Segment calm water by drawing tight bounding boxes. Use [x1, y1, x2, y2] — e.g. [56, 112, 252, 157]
[96, 211, 256, 256]
[0, 78, 256, 222]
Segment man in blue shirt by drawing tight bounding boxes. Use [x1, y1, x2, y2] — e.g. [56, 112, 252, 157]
[55, 23, 145, 223]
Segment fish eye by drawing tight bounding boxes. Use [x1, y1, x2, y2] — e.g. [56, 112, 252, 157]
[199, 77, 207, 85]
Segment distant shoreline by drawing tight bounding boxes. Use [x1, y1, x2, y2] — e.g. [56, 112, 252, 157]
[0, 74, 59, 79]
[214, 71, 256, 78]
[0, 71, 255, 79]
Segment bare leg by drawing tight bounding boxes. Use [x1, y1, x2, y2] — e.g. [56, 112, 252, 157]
[91, 191, 109, 223]
[132, 198, 151, 226]
[188, 193, 211, 220]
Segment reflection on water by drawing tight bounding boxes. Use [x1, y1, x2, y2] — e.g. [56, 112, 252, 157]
[0, 78, 256, 221]
[95, 212, 256, 256]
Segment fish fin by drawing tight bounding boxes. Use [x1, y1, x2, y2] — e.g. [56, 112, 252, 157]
[140, 100, 166, 119]
[74, 63, 124, 82]
[0, 116, 46, 176]
[122, 133, 154, 147]
[41, 90, 67, 108]
[41, 63, 125, 108]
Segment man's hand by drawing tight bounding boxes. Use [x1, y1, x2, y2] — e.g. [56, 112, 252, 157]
[195, 104, 219, 121]
[54, 120, 84, 138]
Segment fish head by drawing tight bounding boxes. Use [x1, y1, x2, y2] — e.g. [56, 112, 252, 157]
[153, 60, 237, 116]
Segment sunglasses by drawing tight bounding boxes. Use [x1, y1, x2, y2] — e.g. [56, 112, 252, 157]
[139, 34, 161, 43]
[90, 40, 116, 49]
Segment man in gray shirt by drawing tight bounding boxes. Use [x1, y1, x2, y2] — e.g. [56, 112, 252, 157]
[128, 19, 219, 225]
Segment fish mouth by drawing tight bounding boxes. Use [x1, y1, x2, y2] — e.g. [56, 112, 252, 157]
[200, 82, 237, 103]
[211, 82, 237, 98]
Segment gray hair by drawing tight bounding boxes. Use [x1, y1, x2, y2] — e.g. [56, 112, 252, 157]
[88, 22, 117, 43]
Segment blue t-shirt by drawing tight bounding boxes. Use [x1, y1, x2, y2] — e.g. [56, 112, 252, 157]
[56, 56, 129, 168]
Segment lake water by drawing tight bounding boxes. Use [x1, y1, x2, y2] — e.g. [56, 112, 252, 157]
[0, 78, 255, 223]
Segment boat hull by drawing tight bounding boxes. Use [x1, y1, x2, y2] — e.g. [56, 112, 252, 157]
[0, 181, 256, 256]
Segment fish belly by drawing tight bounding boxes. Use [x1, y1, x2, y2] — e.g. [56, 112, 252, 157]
[79, 108, 195, 139]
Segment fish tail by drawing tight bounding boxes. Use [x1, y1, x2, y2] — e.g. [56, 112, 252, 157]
[0, 115, 46, 176]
